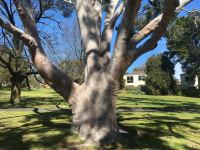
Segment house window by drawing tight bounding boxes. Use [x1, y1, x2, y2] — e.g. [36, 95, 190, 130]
[185, 76, 191, 82]
[127, 76, 133, 83]
[138, 76, 145, 81]
[185, 76, 189, 82]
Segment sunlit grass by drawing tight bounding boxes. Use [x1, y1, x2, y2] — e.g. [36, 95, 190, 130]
[0, 88, 200, 149]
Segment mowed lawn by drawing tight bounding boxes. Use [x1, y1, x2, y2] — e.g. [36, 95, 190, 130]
[0, 88, 200, 150]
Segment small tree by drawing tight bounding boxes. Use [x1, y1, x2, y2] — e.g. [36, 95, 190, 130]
[145, 54, 177, 95]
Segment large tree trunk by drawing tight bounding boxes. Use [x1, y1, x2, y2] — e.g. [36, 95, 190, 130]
[70, 71, 118, 144]
[10, 81, 21, 104]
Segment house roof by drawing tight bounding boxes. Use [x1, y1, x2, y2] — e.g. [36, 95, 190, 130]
[125, 70, 145, 76]
[132, 70, 145, 75]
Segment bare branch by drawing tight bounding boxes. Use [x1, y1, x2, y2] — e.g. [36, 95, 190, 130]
[1, 0, 15, 25]
[181, 8, 199, 13]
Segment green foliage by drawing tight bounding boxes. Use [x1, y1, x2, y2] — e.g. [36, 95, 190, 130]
[119, 78, 125, 90]
[0, 67, 10, 86]
[181, 87, 200, 98]
[125, 86, 146, 95]
[59, 59, 84, 83]
[145, 54, 177, 95]
[136, 0, 164, 30]
[166, 12, 200, 79]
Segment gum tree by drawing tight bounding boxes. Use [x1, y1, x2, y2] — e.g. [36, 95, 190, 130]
[0, 0, 192, 145]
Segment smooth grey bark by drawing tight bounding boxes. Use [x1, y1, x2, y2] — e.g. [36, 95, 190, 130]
[0, 0, 193, 145]
[71, 71, 118, 144]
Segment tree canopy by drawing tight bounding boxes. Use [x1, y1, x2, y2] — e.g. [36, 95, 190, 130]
[145, 53, 177, 95]
[166, 11, 200, 80]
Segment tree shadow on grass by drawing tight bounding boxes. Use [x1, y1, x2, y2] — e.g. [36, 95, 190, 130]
[1, 95, 200, 149]
[0, 109, 82, 150]
[0, 96, 66, 109]
[113, 96, 200, 149]
[115, 114, 200, 149]
[117, 96, 200, 113]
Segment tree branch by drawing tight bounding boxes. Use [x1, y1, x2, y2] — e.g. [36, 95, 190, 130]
[109, 0, 141, 81]
[75, 0, 102, 79]
[132, 0, 188, 55]
[1, 0, 15, 25]
[130, 0, 193, 47]
[101, 1, 124, 66]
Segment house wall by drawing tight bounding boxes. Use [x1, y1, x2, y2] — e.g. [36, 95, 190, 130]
[123, 74, 145, 87]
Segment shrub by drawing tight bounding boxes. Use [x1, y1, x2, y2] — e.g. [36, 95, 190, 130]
[125, 86, 146, 95]
[181, 87, 200, 97]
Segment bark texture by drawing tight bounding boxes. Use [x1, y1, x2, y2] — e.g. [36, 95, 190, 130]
[10, 82, 21, 104]
[0, 0, 193, 145]
[71, 71, 118, 144]
[9, 73, 24, 104]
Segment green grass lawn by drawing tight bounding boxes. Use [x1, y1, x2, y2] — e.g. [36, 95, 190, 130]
[0, 88, 200, 150]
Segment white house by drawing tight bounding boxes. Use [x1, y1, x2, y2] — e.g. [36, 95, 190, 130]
[180, 74, 199, 89]
[123, 70, 146, 87]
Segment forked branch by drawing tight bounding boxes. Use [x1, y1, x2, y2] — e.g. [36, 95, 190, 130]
[130, 0, 193, 47]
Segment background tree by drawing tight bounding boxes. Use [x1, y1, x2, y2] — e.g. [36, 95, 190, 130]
[0, 0, 60, 104]
[0, 0, 192, 145]
[166, 11, 200, 89]
[58, 20, 85, 83]
[145, 53, 177, 95]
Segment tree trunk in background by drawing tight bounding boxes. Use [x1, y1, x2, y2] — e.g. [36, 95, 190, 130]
[10, 81, 21, 104]
[70, 71, 118, 144]
[9, 74, 24, 104]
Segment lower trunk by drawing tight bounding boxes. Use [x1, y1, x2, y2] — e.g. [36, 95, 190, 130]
[10, 82, 21, 104]
[70, 71, 118, 145]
